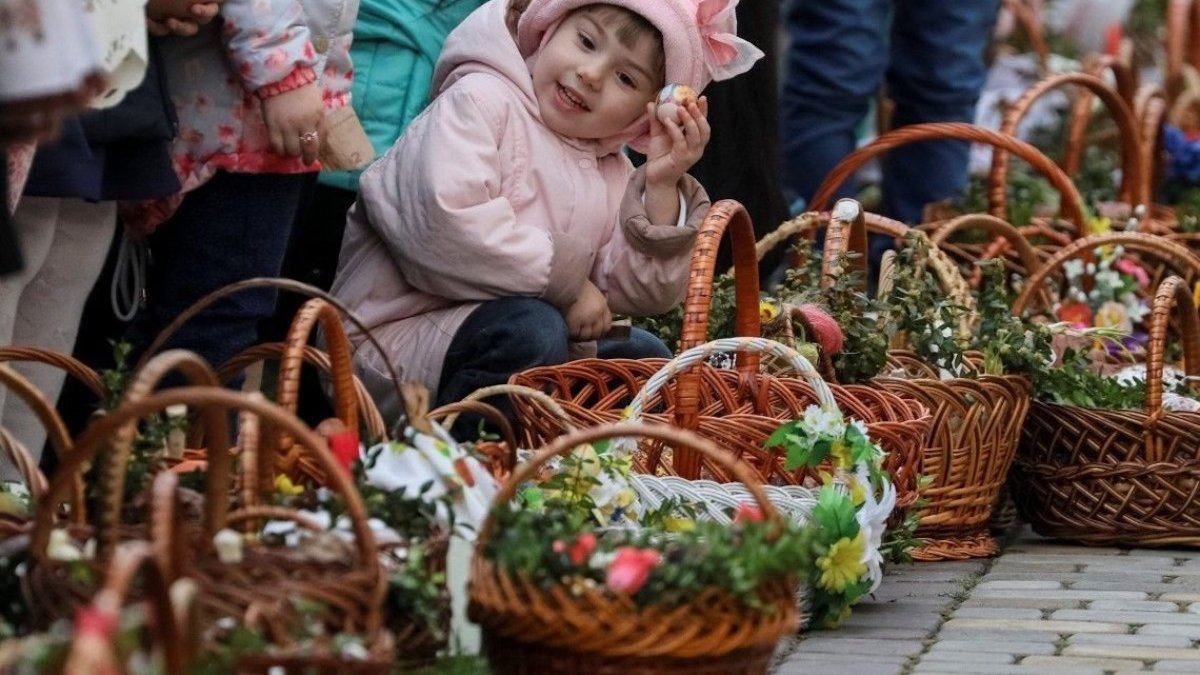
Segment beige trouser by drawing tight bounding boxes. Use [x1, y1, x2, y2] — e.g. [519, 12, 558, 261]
[0, 196, 116, 477]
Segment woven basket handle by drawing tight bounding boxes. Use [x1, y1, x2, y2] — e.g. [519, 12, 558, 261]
[0, 364, 79, 518]
[474, 421, 781, 550]
[679, 200, 762, 359]
[1061, 54, 1139, 178]
[992, 72, 1146, 224]
[930, 213, 1046, 289]
[1166, 0, 1200, 94]
[93, 351, 221, 563]
[0, 428, 46, 501]
[1136, 84, 1169, 205]
[1011, 232, 1200, 315]
[274, 299, 358, 458]
[31, 388, 380, 583]
[449, 384, 576, 433]
[427, 400, 519, 460]
[1003, 0, 1050, 73]
[66, 541, 187, 675]
[819, 200, 979, 341]
[1145, 276, 1200, 462]
[136, 277, 405, 421]
[0, 347, 105, 399]
[808, 122, 1087, 232]
[217, 342, 387, 445]
[628, 336, 839, 479]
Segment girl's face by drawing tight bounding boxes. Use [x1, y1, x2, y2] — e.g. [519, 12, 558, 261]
[531, 9, 663, 140]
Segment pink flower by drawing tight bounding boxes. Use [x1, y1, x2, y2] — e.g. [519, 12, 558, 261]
[734, 502, 765, 524]
[1115, 258, 1150, 288]
[552, 540, 566, 554]
[568, 533, 597, 566]
[605, 547, 660, 595]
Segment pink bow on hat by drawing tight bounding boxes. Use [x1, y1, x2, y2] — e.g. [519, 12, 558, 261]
[695, 0, 764, 81]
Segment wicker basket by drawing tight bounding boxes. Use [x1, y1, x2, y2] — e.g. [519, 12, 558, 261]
[1011, 275, 1200, 546]
[27, 387, 392, 663]
[469, 422, 799, 675]
[760, 200, 1033, 560]
[0, 364, 69, 545]
[511, 201, 929, 514]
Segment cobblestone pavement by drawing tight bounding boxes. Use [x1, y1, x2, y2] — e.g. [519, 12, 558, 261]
[773, 528, 1200, 674]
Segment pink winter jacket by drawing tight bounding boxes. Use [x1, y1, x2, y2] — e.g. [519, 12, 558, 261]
[331, 0, 709, 412]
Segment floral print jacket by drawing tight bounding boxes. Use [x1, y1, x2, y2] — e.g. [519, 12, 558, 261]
[131, 0, 358, 231]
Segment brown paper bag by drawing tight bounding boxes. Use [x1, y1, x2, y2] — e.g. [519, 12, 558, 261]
[319, 105, 376, 171]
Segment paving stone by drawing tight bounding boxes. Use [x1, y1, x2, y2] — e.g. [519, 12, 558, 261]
[941, 618, 1128, 634]
[1004, 554, 1172, 567]
[987, 573, 1167, 585]
[976, 581, 1065, 591]
[960, 597, 1085, 611]
[930, 640, 1057, 656]
[1070, 581, 1178, 593]
[818, 625, 932, 640]
[913, 663, 1104, 674]
[1152, 662, 1200, 672]
[1190, 603, 1200, 614]
[934, 630, 1063, 644]
[1138, 624, 1200, 639]
[1068, 633, 1195, 648]
[1082, 559, 1181, 572]
[1128, 549, 1200, 559]
[1161, 593, 1200, 603]
[1005, 544, 1124, 556]
[1021, 655, 1150, 671]
[792, 637, 924, 657]
[1064, 644, 1200, 661]
[975, 589, 1147, 601]
[776, 660, 905, 675]
[921, 650, 1016, 664]
[782, 651, 909, 666]
[953, 607, 1044, 620]
[1051, 609, 1200, 625]
[1089, 600, 1183, 613]
[990, 563, 1082, 574]
[840, 611, 945, 631]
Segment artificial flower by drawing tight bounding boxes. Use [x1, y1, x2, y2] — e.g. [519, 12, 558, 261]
[212, 529, 244, 564]
[568, 533, 597, 566]
[606, 547, 661, 595]
[1087, 216, 1112, 236]
[274, 474, 304, 497]
[1094, 301, 1132, 334]
[1056, 301, 1093, 329]
[817, 532, 868, 593]
[854, 464, 896, 592]
[47, 529, 84, 562]
[733, 502, 765, 524]
[663, 516, 696, 533]
[327, 431, 361, 475]
[1114, 258, 1150, 288]
[759, 299, 780, 322]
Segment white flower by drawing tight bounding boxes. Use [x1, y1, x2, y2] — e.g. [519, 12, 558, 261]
[853, 464, 896, 593]
[929, 343, 939, 353]
[339, 638, 370, 661]
[1063, 259, 1085, 279]
[802, 405, 844, 437]
[47, 529, 82, 562]
[213, 529, 243, 564]
[1085, 262, 1097, 275]
[941, 327, 953, 339]
[850, 419, 870, 440]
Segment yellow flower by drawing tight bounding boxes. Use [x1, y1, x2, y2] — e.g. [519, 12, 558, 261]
[817, 532, 868, 592]
[1094, 301, 1132, 333]
[1087, 216, 1112, 236]
[663, 516, 696, 533]
[759, 300, 780, 322]
[829, 439, 852, 470]
[615, 488, 636, 509]
[274, 474, 304, 497]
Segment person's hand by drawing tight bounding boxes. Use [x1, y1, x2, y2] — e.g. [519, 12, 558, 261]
[562, 281, 612, 341]
[260, 83, 325, 164]
[146, 0, 221, 36]
[643, 97, 710, 189]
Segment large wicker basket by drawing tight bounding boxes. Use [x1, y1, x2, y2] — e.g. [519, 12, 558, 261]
[758, 200, 1032, 560]
[469, 422, 798, 675]
[510, 201, 929, 514]
[27, 387, 392, 665]
[1010, 234, 1200, 544]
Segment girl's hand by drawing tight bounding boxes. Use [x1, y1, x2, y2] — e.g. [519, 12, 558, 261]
[643, 97, 710, 189]
[147, 0, 221, 36]
[260, 82, 325, 164]
[562, 280, 612, 341]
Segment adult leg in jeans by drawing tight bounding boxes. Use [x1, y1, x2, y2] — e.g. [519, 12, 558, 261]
[596, 327, 671, 360]
[882, 0, 1000, 223]
[437, 296, 570, 414]
[780, 0, 892, 209]
[125, 171, 308, 373]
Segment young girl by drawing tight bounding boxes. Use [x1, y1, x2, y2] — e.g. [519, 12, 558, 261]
[331, 0, 762, 417]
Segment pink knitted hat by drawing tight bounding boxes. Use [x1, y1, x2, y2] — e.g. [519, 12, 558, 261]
[517, 0, 763, 96]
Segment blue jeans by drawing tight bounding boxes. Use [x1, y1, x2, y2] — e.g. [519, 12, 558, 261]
[436, 297, 670, 432]
[126, 171, 308, 372]
[781, 0, 999, 226]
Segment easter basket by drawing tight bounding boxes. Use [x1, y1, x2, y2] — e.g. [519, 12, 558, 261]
[1010, 236, 1200, 545]
[468, 421, 799, 675]
[511, 201, 929, 517]
[756, 200, 1033, 560]
[26, 387, 393, 668]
